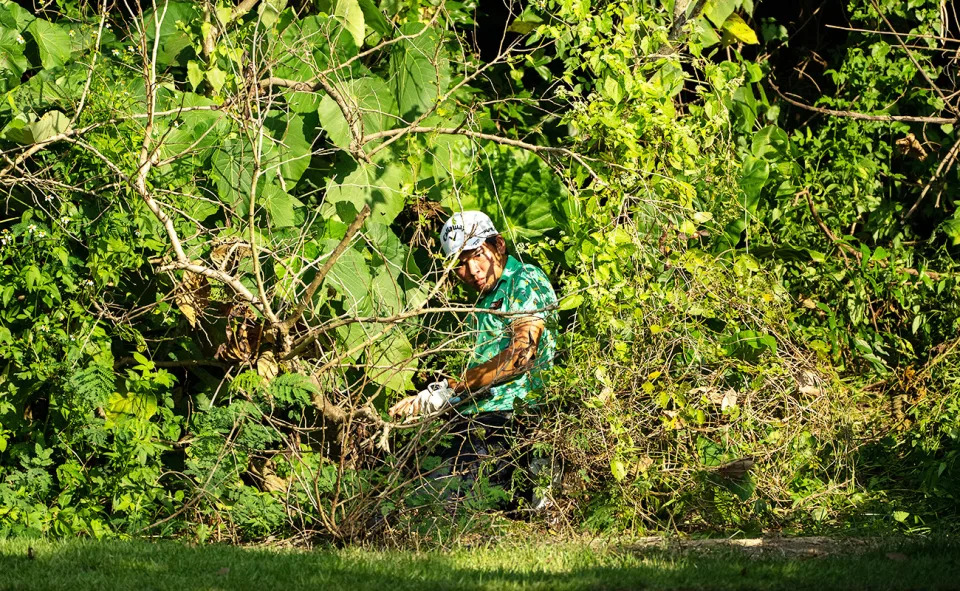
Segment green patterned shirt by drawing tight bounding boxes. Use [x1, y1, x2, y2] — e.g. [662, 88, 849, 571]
[461, 255, 558, 414]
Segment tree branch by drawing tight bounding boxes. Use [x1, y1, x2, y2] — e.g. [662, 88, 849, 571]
[670, 0, 709, 41]
[770, 80, 958, 124]
[260, 76, 370, 162]
[362, 126, 606, 185]
[279, 205, 371, 335]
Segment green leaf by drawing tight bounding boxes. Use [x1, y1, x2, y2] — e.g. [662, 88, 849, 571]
[276, 113, 311, 185]
[334, 0, 365, 47]
[739, 154, 769, 213]
[106, 390, 158, 422]
[941, 213, 960, 246]
[357, 0, 391, 36]
[324, 158, 410, 223]
[442, 145, 567, 239]
[143, 1, 200, 66]
[0, 1, 35, 29]
[367, 331, 417, 392]
[610, 458, 627, 482]
[263, 184, 303, 227]
[721, 13, 758, 45]
[725, 474, 756, 501]
[704, 0, 737, 28]
[25, 18, 71, 69]
[186, 60, 204, 90]
[1, 110, 70, 144]
[0, 27, 29, 92]
[318, 77, 398, 150]
[694, 16, 721, 47]
[319, 239, 371, 313]
[558, 293, 583, 311]
[390, 22, 449, 119]
[696, 436, 723, 467]
[211, 139, 253, 211]
[206, 67, 227, 96]
[257, 0, 287, 27]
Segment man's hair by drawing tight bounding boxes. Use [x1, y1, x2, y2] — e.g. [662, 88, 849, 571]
[485, 234, 506, 255]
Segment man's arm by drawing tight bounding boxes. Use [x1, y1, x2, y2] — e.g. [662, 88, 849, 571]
[388, 316, 545, 419]
[448, 316, 545, 395]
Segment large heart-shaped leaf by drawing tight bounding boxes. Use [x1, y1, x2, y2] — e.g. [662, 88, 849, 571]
[0, 27, 29, 92]
[389, 21, 450, 120]
[324, 157, 410, 223]
[333, 0, 365, 48]
[443, 144, 567, 239]
[319, 238, 371, 313]
[317, 77, 398, 150]
[143, 1, 200, 67]
[25, 18, 70, 69]
[367, 331, 416, 392]
[1, 110, 70, 144]
[739, 154, 769, 213]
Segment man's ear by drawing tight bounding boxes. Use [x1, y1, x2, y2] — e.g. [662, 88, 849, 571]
[495, 235, 506, 256]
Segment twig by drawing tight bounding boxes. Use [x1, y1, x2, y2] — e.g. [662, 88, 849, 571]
[824, 23, 960, 45]
[868, 0, 956, 115]
[904, 134, 960, 218]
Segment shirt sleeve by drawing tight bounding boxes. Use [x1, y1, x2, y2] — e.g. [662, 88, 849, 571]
[508, 265, 558, 321]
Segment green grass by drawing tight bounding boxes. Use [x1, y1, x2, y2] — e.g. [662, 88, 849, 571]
[0, 537, 958, 590]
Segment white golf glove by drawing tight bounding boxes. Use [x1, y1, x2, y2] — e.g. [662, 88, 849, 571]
[415, 379, 457, 415]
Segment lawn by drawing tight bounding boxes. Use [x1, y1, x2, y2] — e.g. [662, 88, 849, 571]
[0, 536, 957, 590]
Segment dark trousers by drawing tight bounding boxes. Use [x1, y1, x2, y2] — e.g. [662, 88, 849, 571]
[427, 411, 527, 509]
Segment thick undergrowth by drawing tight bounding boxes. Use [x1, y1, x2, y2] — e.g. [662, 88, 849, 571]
[0, 0, 958, 543]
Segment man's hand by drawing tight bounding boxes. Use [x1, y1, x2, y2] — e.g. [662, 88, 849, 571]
[388, 380, 455, 420]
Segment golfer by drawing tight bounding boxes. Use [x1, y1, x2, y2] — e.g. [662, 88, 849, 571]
[388, 210, 558, 419]
[386, 210, 559, 509]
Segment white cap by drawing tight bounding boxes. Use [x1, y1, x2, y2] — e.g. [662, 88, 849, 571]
[440, 211, 498, 257]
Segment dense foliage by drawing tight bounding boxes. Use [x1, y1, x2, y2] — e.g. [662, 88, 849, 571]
[0, 0, 957, 542]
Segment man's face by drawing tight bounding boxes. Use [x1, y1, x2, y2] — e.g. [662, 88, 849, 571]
[454, 242, 502, 293]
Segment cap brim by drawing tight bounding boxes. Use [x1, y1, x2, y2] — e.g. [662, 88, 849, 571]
[448, 236, 487, 258]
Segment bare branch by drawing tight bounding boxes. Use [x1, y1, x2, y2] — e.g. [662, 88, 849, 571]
[362, 126, 606, 185]
[769, 80, 957, 124]
[868, 0, 956, 114]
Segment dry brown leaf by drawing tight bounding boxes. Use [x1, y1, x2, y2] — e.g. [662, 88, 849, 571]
[174, 269, 210, 328]
[257, 351, 279, 381]
[721, 389, 738, 411]
[210, 241, 252, 272]
[797, 370, 823, 396]
[715, 457, 754, 479]
[895, 133, 927, 161]
[216, 304, 261, 362]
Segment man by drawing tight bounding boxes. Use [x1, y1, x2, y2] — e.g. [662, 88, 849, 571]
[388, 210, 559, 509]
[388, 210, 558, 419]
